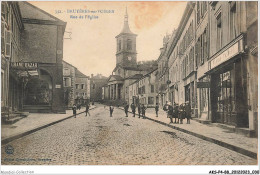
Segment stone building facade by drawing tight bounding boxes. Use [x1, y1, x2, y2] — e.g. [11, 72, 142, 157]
[1, 2, 67, 115]
[90, 74, 107, 102]
[160, 1, 258, 137]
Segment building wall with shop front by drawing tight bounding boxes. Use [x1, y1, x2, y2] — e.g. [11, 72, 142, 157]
[207, 2, 258, 134]
[20, 22, 66, 113]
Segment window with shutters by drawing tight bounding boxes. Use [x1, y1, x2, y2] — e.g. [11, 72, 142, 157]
[203, 28, 208, 61]
[64, 77, 71, 87]
[151, 85, 154, 93]
[186, 56, 189, 76]
[216, 13, 222, 51]
[230, 2, 237, 40]
[197, 2, 200, 24]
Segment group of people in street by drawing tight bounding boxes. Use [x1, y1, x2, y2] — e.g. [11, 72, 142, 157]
[72, 101, 191, 124]
[163, 101, 191, 124]
[72, 103, 91, 118]
[127, 103, 147, 119]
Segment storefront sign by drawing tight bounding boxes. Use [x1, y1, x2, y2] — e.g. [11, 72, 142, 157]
[209, 37, 243, 70]
[197, 82, 210, 88]
[55, 85, 61, 88]
[11, 62, 38, 69]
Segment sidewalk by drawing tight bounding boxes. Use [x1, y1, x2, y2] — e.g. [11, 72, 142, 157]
[1, 105, 96, 144]
[120, 107, 258, 159]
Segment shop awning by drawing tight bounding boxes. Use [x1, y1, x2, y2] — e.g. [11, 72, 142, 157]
[17, 70, 39, 77]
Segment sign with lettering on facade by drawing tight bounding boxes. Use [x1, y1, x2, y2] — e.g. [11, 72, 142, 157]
[209, 37, 243, 70]
[11, 62, 38, 69]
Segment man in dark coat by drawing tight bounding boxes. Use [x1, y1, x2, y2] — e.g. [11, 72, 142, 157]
[173, 103, 179, 123]
[131, 103, 136, 117]
[109, 105, 114, 117]
[72, 104, 77, 118]
[141, 104, 147, 119]
[138, 104, 141, 118]
[185, 101, 191, 124]
[85, 103, 90, 116]
[124, 103, 129, 117]
[163, 101, 169, 118]
[168, 102, 174, 123]
[155, 103, 159, 117]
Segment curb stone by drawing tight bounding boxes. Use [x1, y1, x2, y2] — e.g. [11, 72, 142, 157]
[1, 106, 97, 145]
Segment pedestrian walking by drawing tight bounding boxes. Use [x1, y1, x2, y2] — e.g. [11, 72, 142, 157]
[109, 105, 114, 117]
[168, 102, 174, 124]
[85, 103, 90, 116]
[163, 101, 169, 118]
[179, 103, 185, 124]
[124, 103, 129, 117]
[173, 103, 179, 123]
[131, 103, 136, 117]
[185, 101, 191, 124]
[138, 104, 141, 118]
[141, 104, 147, 119]
[72, 104, 77, 118]
[155, 103, 159, 117]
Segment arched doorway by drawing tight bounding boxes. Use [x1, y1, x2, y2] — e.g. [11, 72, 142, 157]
[24, 69, 53, 109]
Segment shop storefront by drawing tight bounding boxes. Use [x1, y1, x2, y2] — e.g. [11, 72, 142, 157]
[197, 76, 210, 120]
[184, 73, 197, 117]
[23, 68, 53, 112]
[208, 35, 248, 127]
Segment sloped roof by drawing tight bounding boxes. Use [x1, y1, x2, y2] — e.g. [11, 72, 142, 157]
[108, 75, 124, 82]
[62, 60, 76, 69]
[19, 2, 66, 24]
[126, 74, 143, 80]
[75, 69, 88, 78]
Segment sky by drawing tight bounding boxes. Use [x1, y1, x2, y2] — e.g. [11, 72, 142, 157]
[29, 1, 187, 77]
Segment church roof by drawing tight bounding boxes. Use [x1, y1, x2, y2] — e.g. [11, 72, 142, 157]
[125, 74, 143, 80]
[108, 75, 124, 82]
[116, 7, 136, 37]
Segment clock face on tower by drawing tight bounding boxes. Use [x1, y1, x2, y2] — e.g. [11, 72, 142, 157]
[127, 56, 132, 61]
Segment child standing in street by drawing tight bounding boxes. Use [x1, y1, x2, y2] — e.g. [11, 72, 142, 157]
[138, 104, 141, 118]
[85, 103, 90, 116]
[131, 103, 136, 117]
[109, 105, 114, 117]
[141, 104, 147, 119]
[155, 103, 159, 117]
[124, 103, 129, 117]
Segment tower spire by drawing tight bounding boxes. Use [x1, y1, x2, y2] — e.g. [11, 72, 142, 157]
[124, 6, 128, 22]
[120, 6, 133, 34]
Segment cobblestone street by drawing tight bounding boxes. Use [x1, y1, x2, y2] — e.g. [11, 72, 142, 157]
[1, 105, 257, 165]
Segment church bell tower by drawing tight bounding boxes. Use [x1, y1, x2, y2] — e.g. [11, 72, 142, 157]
[115, 7, 137, 67]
